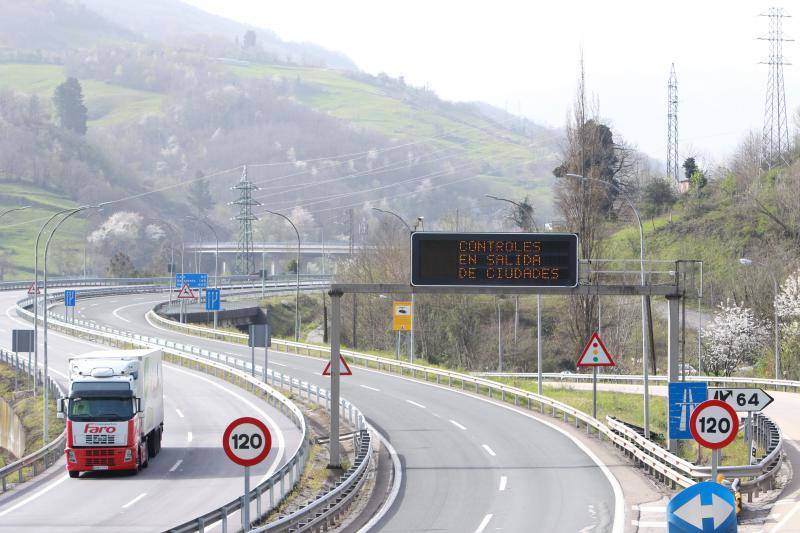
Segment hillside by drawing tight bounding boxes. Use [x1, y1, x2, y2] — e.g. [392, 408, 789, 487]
[0, 63, 163, 127]
[0, 183, 85, 280]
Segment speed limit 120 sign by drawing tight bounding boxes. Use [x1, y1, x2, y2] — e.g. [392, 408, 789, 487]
[223, 417, 273, 467]
[689, 399, 740, 450]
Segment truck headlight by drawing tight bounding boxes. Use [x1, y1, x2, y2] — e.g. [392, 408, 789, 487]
[67, 450, 76, 463]
[124, 449, 132, 462]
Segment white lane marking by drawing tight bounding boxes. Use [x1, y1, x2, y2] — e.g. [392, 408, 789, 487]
[271, 362, 288, 367]
[631, 521, 666, 528]
[634, 505, 666, 513]
[475, 513, 493, 533]
[775, 500, 798, 506]
[187, 431, 193, 442]
[169, 459, 183, 472]
[406, 399, 425, 409]
[175, 408, 184, 418]
[481, 444, 496, 457]
[449, 419, 467, 431]
[165, 365, 289, 485]
[112, 302, 152, 323]
[360, 384, 380, 392]
[121, 492, 147, 509]
[499, 476, 507, 491]
[771, 502, 800, 531]
[0, 474, 70, 517]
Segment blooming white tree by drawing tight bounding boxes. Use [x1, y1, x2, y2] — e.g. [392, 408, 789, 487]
[776, 269, 800, 337]
[701, 300, 768, 376]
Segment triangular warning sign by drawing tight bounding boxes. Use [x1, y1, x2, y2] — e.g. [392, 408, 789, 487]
[322, 355, 353, 376]
[576, 332, 616, 367]
[177, 283, 196, 299]
[27, 282, 40, 295]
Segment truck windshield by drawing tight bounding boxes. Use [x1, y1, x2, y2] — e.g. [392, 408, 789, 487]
[68, 397, 133, 421]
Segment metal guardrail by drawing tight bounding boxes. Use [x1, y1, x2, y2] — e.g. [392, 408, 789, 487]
[18, 288, 371, 533]
[147, 311, 785, 496]
[0, 350, 65, 492]
[475, 371, 800, 393]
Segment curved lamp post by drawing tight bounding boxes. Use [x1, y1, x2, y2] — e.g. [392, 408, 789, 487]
[563, 173, 650, 438]
[262, 210, 300, 342]
[42, 205, 102, 442]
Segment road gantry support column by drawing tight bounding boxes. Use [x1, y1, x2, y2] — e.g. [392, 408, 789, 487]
[666, 294, 681, 453]
[328, 288, 342, 468]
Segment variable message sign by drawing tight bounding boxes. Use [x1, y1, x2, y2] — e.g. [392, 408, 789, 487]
[411, 232, 579, 287]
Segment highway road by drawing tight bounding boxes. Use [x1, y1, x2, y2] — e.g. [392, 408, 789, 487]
[0, 290, 302, 532]
[69, 289, 627, 532]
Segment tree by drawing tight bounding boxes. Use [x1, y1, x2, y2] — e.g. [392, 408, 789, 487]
[107, 251, 137, 278]
[53, 77, 88, 135]
[641, 178, 677, 218]
[243, 30, 257, 48]
[776, 269, 800, 377]
[682, 157, 706, 192]
[701, 300, 767, 376]
[682, 157, 698, 181]
[188, 171, 213, 214]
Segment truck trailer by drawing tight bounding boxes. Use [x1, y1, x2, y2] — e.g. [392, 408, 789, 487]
[58, 349, 164, 477]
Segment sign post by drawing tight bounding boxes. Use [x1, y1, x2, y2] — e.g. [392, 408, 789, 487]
[392, 301, 412, 360]
[709, 387, 773, 466]
[176, 283, 196, 323]
[248, 324, 268, 379]
[690, 399, 739, 482]
[576, 332, 615, 419]
[12, 330, 34, 394]
[222, 417, 272, 531]
[205, 288, 221, 328]
[64, 290, 76, 323]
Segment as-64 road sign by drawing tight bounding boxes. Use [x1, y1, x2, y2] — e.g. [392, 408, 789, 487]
[222, 417, 272, 467]
[709, 387, 774, 412]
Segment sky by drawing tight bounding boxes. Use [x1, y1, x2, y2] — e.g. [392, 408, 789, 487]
[183, 0, 798, 168]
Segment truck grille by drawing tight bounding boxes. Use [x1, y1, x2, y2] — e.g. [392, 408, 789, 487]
[85, 448, 116, 467]
[84, 434, 117, 446]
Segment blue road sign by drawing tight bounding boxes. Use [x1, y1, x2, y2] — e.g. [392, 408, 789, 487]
[64, 290, 76, 307]
[205, 288, 221, 311]
[669, 381, 708, 440]
[667, 481, 737, 532]
[175, 273, 208, 289]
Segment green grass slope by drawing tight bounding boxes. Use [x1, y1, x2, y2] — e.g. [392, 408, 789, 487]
[231, 63, 557, 203]
[0, 183, 85, 280]
[0, 63, 163, 127]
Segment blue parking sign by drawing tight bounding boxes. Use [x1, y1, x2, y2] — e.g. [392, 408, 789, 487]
[205, 288, 221, 311]
[64, 290, 76, 307]
[669, 381, 708, 440]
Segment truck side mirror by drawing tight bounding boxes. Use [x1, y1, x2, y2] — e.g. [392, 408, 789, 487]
[136, 398, 143, 414]
[56, 398, 65, 419]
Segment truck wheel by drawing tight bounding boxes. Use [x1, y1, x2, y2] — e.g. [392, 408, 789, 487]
[147, 430, 157, 457]
[68, 471, 79, 478]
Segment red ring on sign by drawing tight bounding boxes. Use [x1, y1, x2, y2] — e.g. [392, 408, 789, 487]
[689, 399, 739, 450]
[222, 416, 273, 467]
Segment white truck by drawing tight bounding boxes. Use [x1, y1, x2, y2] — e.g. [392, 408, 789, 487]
[58, 349, 164, 477]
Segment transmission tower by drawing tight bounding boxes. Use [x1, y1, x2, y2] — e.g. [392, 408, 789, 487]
[667, 63, 680, 185]
[231, 165, 261, 274]
[759, 7, 793, 168]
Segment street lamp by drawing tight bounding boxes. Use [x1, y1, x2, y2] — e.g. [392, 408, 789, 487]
[563, 173, 651, 437]
[739, 257, 780, 380]
[186, 215, 220, 326]
[262, 210, 300, 342]
[42, 205, 102, 442]
[371, 207, 417, 364]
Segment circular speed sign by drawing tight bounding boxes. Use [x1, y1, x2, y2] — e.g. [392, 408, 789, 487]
[222, 417, 273, 467]
[689, 399, 740, 450]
